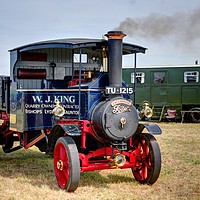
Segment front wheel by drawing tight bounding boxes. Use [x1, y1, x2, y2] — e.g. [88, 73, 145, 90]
[54, 136, 80, 192]
[132, 133, 161, 185]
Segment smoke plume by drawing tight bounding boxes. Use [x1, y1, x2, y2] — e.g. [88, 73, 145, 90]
[115, 7, 200, 48]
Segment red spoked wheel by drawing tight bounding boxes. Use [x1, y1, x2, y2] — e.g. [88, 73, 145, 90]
[54, 136, 80, 192]
[132, 133, 161, 185]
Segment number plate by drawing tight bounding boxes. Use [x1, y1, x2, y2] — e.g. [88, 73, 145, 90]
[105, 87, 134, 94]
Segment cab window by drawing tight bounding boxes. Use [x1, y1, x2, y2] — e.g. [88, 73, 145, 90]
[131, 72, 145, 83]
[153, 72, 166, 84]
[184, 71, 199, 83]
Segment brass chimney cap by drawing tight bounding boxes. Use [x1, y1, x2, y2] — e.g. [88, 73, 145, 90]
[105, 31, 126, 39]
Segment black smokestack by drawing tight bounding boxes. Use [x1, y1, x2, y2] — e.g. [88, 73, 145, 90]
[105, 31, 126, 88]
[115, 7, 200, 49]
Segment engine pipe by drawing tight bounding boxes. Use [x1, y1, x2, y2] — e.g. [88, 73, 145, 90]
[105, 31, 126, 98]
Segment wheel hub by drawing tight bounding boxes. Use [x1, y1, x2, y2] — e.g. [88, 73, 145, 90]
[57, 160, 64, 170]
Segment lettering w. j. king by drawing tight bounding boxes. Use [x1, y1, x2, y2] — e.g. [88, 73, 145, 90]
[32, 95, 76, 104]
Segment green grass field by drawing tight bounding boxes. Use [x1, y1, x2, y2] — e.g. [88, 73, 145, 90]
[0, 123, 199, 200]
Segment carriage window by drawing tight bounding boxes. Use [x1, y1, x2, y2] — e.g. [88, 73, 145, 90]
[153, 72, 166, 84]
[73, 53, 87, 63]
[184, 71, 199, 83]
[131, 72, 145, 83]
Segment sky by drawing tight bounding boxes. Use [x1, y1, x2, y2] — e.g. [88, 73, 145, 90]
[0, 0, 200, 75]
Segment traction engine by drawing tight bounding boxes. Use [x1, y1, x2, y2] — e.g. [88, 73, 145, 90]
[0, 31, 161, 192]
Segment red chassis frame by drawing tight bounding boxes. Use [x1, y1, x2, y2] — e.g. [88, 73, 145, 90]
[0, 114, 144, 172]
[57, 119, 141, 172]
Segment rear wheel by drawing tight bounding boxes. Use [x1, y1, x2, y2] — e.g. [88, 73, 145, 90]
[132, 133, 161, 184]
[189, 108, 200, 123]
[54, 136, 80, 192]
[2, 133, 14, 153]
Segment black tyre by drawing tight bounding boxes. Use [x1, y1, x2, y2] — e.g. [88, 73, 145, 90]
[2, 133, 14, 153]
[54, 136, 80, 192]
[189, 108, 200, 123]
[132, 133, 161, 184]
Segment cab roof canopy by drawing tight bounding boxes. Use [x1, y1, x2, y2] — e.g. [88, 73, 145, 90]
[9, 38, 147, 55]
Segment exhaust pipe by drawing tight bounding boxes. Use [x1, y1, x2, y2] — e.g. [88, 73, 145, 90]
[105, 31, 126, 97]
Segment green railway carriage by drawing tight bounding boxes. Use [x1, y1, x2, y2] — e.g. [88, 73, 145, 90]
[122, 65, 200, 122]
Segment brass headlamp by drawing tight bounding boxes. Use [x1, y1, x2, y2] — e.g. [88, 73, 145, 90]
[141, 101, 153, 118]
[110, 153, 126, 168]
[52, 100, 65, 117]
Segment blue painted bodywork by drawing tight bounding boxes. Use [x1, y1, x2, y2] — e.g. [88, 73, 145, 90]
[10, 72, 109, 131]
